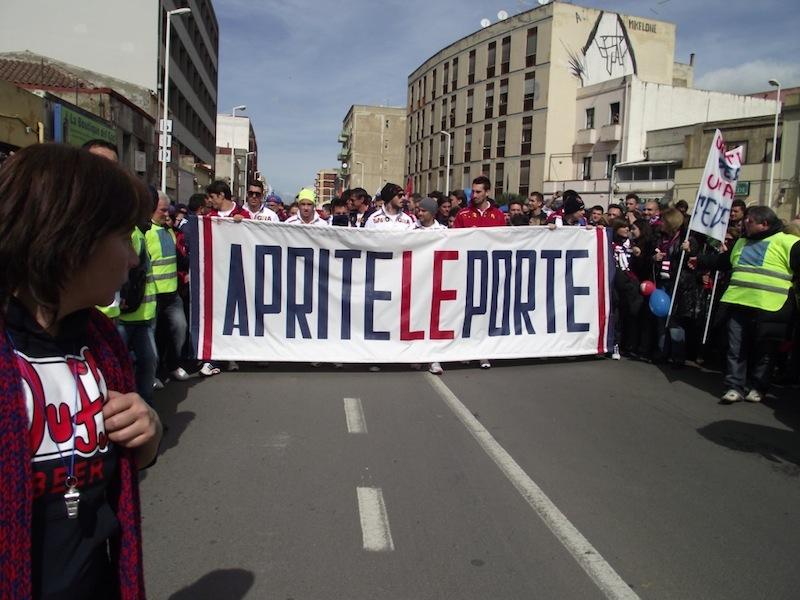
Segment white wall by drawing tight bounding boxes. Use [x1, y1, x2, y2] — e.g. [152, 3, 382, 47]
[0, 0, 159, 90]
[626, 77, 777, 162]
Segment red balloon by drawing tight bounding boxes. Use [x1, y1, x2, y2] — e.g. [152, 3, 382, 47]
[640, 280, 656, 296]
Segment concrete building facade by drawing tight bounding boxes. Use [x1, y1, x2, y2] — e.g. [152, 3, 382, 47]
[215, 114, 258, 201]
[0, 0, 219, 187]
[338, 105, 406, 195]
[315, 169, 338, 204]
[405, 1, 773, 202]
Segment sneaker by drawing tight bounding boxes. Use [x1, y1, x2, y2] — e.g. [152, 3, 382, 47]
[170, 367, 190, 381]
[611, 344, 621, 360]
[227, 361, 239, 371]
[199, 362, 220, 377]
[720, 389, 743, 404]
[410, 363, 422, 371]
[479, 359, 491, 369]
[310, 362, 321, 367]
[369, 365, 381, 372]
[153, 377, 165, 390]
[745, 389, 763, 403]
[429, 362, 443, 375]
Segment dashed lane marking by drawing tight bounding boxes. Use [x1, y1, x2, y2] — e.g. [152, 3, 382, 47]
[344, 397, 368, 434]
[356, 487, 395, 552]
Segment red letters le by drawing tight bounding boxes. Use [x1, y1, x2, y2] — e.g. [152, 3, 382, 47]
[400, 251, 425, 340]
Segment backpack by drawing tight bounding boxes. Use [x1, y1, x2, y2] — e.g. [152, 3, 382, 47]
[119, 243, 148, 314]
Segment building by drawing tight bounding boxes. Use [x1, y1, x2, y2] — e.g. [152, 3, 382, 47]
[642, 90, 800, 221]
[0, 79, 45, 157]
[315, 169, 338, 204]
[215, 113, 257, 201]
[405, 2, 775, 202]
[0, 0, 219, 194]
[338, 105, 406, 194]
[0, 53, 159, 184]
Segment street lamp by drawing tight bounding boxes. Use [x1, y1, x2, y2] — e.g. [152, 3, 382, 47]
[355, 160, 365, 188]
[439, 130, 452, 194]
[767, 79, 781, 208]
[160, 7, 192, 193]
[229, 105, 247, 199]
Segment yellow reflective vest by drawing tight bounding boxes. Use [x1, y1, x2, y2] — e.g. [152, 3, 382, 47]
[145, 222, 178, 295]
[120, 227, 157, 323]
[722, 232, 796, 311]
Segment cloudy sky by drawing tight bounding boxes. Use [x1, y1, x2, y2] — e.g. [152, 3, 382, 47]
[214, 0, 799, 197]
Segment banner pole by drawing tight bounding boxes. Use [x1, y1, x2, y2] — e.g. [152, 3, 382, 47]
[665, 225, 692, 327]
[702, 271, 720, 345]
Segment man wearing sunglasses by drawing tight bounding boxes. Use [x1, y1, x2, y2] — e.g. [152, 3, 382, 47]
[364, 183, 415, 230]
[245, 180, 280, 222]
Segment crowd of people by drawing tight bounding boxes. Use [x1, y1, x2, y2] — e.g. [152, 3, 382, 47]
[0, 140, 798, 597]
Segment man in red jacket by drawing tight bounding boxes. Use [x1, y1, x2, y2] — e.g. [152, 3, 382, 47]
[452, 175, 506, 368]
[452, 175, 506, 228]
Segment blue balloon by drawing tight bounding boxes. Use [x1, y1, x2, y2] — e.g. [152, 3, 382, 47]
[464, 188, 472, 202]
[649, 288, 671, 317]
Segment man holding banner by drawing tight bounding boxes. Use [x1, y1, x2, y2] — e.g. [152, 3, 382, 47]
[688, 131, 800, 403]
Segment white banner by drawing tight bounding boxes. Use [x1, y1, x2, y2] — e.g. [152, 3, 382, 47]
[688, 129, 744, 242]
[187, 219, 614, 363]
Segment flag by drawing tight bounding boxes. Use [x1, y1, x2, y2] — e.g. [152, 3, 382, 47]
[405, 175, 414, 197]
[688, 129, 743, 243]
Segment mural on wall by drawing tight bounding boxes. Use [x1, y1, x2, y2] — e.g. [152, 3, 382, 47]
[566, 11, 637, 87]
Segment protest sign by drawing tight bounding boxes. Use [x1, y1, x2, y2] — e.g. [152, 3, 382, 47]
[187, 219, 614, 363]
[689, 129, 744, 243]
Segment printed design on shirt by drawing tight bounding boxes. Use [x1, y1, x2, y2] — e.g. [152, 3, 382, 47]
[15, 347, 110, 463]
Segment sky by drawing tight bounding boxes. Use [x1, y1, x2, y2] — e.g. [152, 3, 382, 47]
[214, 0, 800, 198]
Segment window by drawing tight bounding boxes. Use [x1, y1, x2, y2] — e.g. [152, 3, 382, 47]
[651, 164, 668, 180]
[429, 106, 434, 136]
[606, 153, 617, 178]
[483, 123, 492, 159]
[452, 57, 458, 90]
[496, 121, 506, 158]
[482, 163, 490, 177]
[441, 98, 447, 131]
[432, 69, 437, 100]
[466, 89, 474, 124]
[463, 166, 471, 189]
[501, 36, 510, 74]
[439, 138, 446, 166]
[499, 78, 508, 116]
[450, 94, 456, 128]
[464, 128, 472, 162]
[422, 77, 427, 104]
[521, 116, 532, 155]
[764, 137, 782, 162]
[524, 72, 535, 111]
[582, 156, 592, 180]
[443, 62, 449, 94]
[468, 50, 476, 84]
[519, 160, 530, 197]
[495, 162, 504, 195]
[610, 102, 620, 124]
[485, 83, 494, 119]
[586, 107, 595, 129]
[526, 28, 538, 67]
[428, 139, 433, 170]
[487, 41, 496, 78]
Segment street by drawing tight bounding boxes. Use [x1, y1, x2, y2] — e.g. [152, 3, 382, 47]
[141, 358, 800, 599]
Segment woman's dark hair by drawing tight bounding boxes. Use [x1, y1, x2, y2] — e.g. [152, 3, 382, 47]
[0, 143, 149, 314]
[449, 189, 467, 203]
[631, 218, 654, 242]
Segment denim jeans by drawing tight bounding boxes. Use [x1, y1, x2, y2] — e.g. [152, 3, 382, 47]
[155, 292, 187, 373]
[724, 306, 782, 394]
[117, 320, 158, 405]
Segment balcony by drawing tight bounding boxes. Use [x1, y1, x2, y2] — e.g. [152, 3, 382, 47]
[575, 128, 597, 146]
[337, 152, 349, 162]
[599, 123, 622, 142]
[338, 131, 350, 143]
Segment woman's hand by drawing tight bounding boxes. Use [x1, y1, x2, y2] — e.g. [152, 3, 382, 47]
[104, 391, 162, 469]
[631, 246, 641, 257]
[654, 249, 665, 261]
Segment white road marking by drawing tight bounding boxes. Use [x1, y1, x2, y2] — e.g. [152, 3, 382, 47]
[344, 397, 368, 434]
[426, 373, 641, 600]
[356, 487, 395, 552]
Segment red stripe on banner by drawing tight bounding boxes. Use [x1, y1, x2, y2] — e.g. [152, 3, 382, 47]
[201, 217, 214, 361]
[595, 228, 607, 354]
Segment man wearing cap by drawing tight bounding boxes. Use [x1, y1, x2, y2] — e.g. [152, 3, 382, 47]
[364, 183, 415, 230]
[415, 197, 447, 230]
[286, 188, 329, 226]
[546, 190, 588, 227]
[245, 180, 280, 222]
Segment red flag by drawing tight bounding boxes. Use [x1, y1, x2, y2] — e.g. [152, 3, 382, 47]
[405, 175, 414, 197]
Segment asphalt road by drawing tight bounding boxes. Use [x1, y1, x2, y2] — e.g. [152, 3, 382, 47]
[140, 357, 800, 599]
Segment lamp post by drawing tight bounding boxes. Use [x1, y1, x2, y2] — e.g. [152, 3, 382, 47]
[355, 160, 365, 188]
[767, 79, 781, 208]
[439, 130, 452, 194]
[160, 7, 192, 193]
[229, 105, 247, 199]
